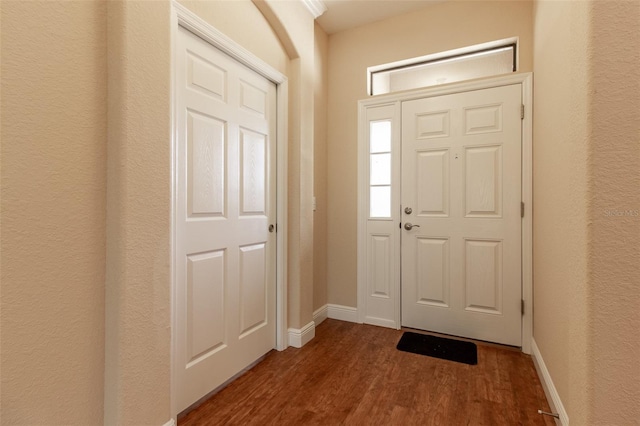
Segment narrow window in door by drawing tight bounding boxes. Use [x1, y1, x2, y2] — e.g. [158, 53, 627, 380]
[369, 120, 392, 218]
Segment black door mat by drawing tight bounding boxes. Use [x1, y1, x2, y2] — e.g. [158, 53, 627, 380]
[396, 332, 478, 365]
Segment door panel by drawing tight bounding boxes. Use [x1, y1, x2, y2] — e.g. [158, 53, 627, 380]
[465, 145, 502, 217]
[416, 149, 449, 216]
[239, 243, 267, 336]
[401, 85, 521, 346]
[240, 129, 267, 214]
[464, 239, 502, 314]
[415, 237, 449, 307]
[176, 27, 276, 412]
[186, 251, 226, 362]
[187, 111, 226, 216]
[371, 234, 392, 297]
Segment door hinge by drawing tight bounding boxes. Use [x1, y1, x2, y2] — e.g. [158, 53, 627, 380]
[521, 299, 525, 315]
[521, 104, 525, 120]
[521, 201, 525, 218]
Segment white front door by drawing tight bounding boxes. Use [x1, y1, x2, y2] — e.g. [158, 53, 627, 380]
[175, 27, 277, 412]
[401, 84, 522, 346]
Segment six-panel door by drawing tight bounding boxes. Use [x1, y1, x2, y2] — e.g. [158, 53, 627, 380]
[175, 27, 277, 412]
[401, 85, 522, 346]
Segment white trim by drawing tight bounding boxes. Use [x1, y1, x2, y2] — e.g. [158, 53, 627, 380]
[327, 304, 358, 323]
[170, 0, 289, 416]
[288, 321, 316, 348]
[162, 419, 176, 426]
[169, 5, 179, 419]
[520, 74, 533, 354]
[275, 81, 289, 351]
[531, 339, 569, 426]
[356, 105, 367, 325]
[313, 305, 328, 325]
[357, 73, 534, 351]
[301, 0, 327, 19]
[174, 2, 285, 84]
[361, 73, 532, 106]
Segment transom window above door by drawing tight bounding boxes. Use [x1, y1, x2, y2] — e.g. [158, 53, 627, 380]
[368, 38, 518, 96]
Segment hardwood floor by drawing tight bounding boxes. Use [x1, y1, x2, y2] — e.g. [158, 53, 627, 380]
[179, 319, 555, 426]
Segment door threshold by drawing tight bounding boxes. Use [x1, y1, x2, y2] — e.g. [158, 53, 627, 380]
[400, 326, 522, 352]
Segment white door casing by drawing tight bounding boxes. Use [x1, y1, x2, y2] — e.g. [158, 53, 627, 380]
[401, 84, 522, 346]
[174, 25, 277, 412]
[357, 74, 533, 352]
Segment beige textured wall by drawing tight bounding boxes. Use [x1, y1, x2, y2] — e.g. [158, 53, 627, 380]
[313, 22, 329, 312]
[1, 1, 107, 424]
[533, 0, 640, 422]
[588, 1, 640, 422]
[326, 0, 534, 307]
[532, 1, 590, 422]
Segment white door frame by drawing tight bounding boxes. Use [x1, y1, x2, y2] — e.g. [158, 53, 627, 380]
[170, 1, 288, 416]
[357, 73, 532, 353]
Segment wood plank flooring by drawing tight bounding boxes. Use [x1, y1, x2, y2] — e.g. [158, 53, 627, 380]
[179, 319, 555, 426]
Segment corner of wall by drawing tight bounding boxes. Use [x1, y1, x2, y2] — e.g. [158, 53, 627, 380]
[255, 0, 316, 332]
[104, 1, 173, 423]
[531, 339, 569, 425]
[313, 20, 330, 313]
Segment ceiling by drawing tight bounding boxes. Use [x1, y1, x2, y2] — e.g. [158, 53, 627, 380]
[315, 0, 444, 35]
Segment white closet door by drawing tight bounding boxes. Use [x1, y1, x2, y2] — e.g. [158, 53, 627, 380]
[175, 27, 277, 412]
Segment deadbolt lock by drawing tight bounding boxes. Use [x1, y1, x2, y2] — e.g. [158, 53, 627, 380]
[404, 207, 412, 215]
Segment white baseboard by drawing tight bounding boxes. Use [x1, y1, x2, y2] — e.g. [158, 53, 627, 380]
[288, 320, 315, 348]
[162, 419, 176, 426]
[313, 305, 328, 325]
[531, 338, 569, 426]
[327, 304, 358, 323]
